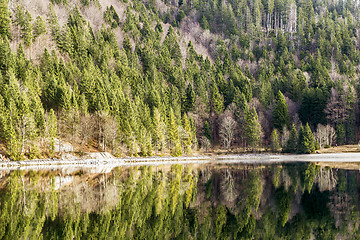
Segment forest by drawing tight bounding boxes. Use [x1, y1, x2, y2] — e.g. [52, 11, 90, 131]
[0, 0, 359, 159]
[0, 164, 359, 239]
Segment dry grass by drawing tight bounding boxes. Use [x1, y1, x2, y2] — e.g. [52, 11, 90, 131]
[315, 145, 360, 154]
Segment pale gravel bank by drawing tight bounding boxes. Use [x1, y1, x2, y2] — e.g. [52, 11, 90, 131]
[1, 152, 360, 171]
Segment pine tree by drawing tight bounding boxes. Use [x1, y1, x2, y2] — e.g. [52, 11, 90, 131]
[152, 108, 166, 153]
[270, 129, 280, 152]
[6, 99, 22, 160]
[22, 10, 33, 47]
[273, 90, 290, 132]
[47, 109, 57, 155]
[184, 84, 196, 112]
[210, 82, 224, 115]
[245, 106, 262, 150]
[285, 124, 297, 153]
[33, 16, 47, 40]
[168, 108, 182, 156]
[0, 0, 11, 39]
[298, 123, 315, 154]
[203, 121, 212, 142]
[181, 113, 192, 154]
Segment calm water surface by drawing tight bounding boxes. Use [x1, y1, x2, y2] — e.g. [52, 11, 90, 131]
[0, 161, 359, 239]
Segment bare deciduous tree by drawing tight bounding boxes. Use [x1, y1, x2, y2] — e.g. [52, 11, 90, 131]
[315, 124, 336, 147]
[199, 136, 211, 152]
[79, 114, 95, 146]
[325, 88, 348, 125]
[219, 115, 237, 149]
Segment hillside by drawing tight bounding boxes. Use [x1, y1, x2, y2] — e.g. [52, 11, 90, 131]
[0, 0, 359, 160]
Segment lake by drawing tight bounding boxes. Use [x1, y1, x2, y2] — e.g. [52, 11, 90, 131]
[0, 160, 359, 239]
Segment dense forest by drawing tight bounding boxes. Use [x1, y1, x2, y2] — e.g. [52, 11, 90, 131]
[0, 164, 359, 239]
[0, 0, 359, 159]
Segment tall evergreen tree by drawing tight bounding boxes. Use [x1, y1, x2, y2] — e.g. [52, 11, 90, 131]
[298, 123, 315, 154]
[0, 0, 11, 39]
[181, 113, 192, 154]
[210, 82, 224, 115]
[272, 90, 290, 132]
[47, 109, 57, 155]
[152, 108, 166, 152]
[270, 129, 280, 152]
[22, 10, 33, 47]
[245, 106, 262, 150]
[168, 108, 182, 156]
[285, 124, 297, 153]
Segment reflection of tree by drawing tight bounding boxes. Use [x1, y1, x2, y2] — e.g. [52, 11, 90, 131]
[0, 165, 359, 239]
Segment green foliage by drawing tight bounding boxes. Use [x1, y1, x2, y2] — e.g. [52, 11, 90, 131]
[0, 165, 358, 239]
[33, 16, 47, 39]
[275, 186, 293, 227]
[284, 124, 298, 153]
[0, 0, 358, 158]
[210, 82, 224, 115]
[168, 108, 182, 156]
[297, 123, 315, 154]
[104, 6, 120, 28]
[272, 91, 289, 132]
[270, 129, 280, 152]
[0, 0, 11, 39]
[303, 163, 316, 193]
[245, 106, 262, 149]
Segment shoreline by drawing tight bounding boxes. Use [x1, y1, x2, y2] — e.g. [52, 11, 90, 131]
[1, 152, 360, 171]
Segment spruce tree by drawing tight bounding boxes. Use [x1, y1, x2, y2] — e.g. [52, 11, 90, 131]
[245, 106, 262, 150]
[272, 90, 290, 132]
[22, 10, 33, 47]
[152, 108, 166, 152]
[33, 16, 47, 40]
[184, 84, 196, 112]
[0, 0, 11, 39]
[48, 109, 57, 155]
[298, 123, 315, 154]
[285, 124, 297, 153]
[182, 113, 192, 154]
[168, 108, 182, 156]
[203, 121, 212, 142]
[270, 129, 280, 152]
[210, 82, 224, 115]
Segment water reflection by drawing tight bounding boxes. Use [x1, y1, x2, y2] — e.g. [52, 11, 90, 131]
[0, 163, 359, 239]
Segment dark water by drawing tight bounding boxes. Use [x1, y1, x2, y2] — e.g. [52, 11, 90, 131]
[0, 162, 359, 239]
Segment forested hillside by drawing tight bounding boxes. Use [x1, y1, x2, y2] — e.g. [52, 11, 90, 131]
[0, 0, 359, 159]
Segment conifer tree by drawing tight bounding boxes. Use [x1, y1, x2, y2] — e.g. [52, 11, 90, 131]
[298, 123, 315, 154]
[181, 113, 192, 154]
[273, 90, 290, 132]
[168, 108, 182, 156]
[184, 84, 196, 112]
[285, 124, 297, 153]
[22, 10, 33, 47]
[270, 129, 280, 152]
[245, 106, 262, 150]
[0, 0, 11, 39]
[47, 109, 57, 155]
[33, 16, 47, 40]
[210, 82, 224, 115]
[6, 99, 21, 160]
[152, 108, 166, 152]
[203, 121, 212, 142]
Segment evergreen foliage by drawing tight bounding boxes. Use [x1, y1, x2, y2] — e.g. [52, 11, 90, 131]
[272, 91, 290, 132]
[1, 164, 358, 239]
[298, 123, 315, 154]
[0, 0, 358, 158]
[270, 129, 280, 152]
[284, 124, 297, 153]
